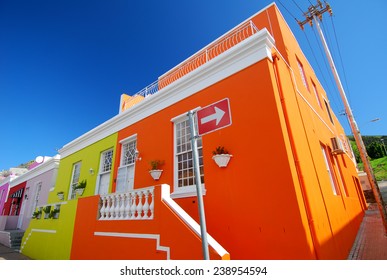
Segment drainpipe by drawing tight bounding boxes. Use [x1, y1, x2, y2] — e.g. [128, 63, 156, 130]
[272, 54, 319, 259]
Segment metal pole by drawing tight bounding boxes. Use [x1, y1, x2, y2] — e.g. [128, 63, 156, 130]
[313, 15, 387, 234]
[187, 110, 210, 259]
[381, 139, 387, 156]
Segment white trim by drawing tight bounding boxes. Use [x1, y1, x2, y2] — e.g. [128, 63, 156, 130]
[59, 29, 275, 158]
[170, 185, 206, 199]
[31, 228, 56, 234]
[94, 231, 170, 260]
[161, 184, 229, 259]
[171, 116, 206, 198]
[20, 228, 57, 252]
[119, 133, 138, 144]
[9, 155, 60, 187]
[170, 107, 201, 123]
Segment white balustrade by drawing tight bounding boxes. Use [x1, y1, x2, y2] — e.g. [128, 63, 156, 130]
[99, 187, 155, 220]
[132, 20, 259, 97]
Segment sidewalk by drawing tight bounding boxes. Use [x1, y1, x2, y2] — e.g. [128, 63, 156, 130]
[348, 203, 387, 259]
[0, 244, 31, 260]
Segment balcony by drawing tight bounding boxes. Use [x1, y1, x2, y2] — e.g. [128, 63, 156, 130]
[133, 20, 259, 98]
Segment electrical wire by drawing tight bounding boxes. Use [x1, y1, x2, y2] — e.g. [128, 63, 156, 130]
[277, 0, 298, 21]
[330, 15, 352, 103]
[291, 0, 305, 14]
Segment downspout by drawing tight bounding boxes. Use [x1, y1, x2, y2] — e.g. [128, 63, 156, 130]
[271, 53, 319, 259]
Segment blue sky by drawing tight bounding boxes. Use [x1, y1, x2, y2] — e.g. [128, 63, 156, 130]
[1, 0, 386, 171]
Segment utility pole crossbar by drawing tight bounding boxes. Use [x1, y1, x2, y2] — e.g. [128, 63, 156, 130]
[297, 1, 387, 235]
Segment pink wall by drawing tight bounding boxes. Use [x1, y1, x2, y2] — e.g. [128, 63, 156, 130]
[19, 168, 58, 230]
[0, 182, 10, 216]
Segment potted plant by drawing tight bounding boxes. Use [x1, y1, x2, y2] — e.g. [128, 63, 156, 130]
[32, 209, 42, 219]
[74, 180, 87, 196]
[43, 206, 52, 219]
[57, 191, 64, 200]
[49, 208, 60, 219]
[212, 146, 232, 168]
[149, 160, 164, 180]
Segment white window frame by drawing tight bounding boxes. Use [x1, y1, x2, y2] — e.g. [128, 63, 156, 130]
[323, 97, 334, 125]
[311, 80, 322, 108]
[116, 134, 137, 193]
[100, 148, 114, 173]
[321, 145, 340, 196]
[69, 161, 81, 200]
[297, 57, 309, 91]
[171, 113, 205, 198]
[94, 148, 114, 195]
[30, 181, 42, 215]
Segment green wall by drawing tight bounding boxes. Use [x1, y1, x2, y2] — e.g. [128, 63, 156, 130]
[21, 133, 118, 259]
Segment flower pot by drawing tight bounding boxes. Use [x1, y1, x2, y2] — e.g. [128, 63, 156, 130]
[57, 193, 64, 200]
[212, 154, 232, 168]
[76, 188, 85, 196]
[149, 169, 163, 180]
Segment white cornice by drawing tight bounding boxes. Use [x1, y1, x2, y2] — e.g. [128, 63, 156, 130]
[9, 155, 60, 187]
[59, 28, 275, 158]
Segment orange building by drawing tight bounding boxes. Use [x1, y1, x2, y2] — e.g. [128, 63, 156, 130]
[39, 3, 366, 260]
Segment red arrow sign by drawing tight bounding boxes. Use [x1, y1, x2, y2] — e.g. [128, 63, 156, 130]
[197, 98, 232, 136]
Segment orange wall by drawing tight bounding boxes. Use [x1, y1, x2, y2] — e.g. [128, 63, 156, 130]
[73, 4, 364, 260]
[110, 56, 318, 259]
[71, 186, 226, 260]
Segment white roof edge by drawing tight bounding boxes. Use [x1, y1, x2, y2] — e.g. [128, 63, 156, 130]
[10, 155, 61, 187]
[59, 28, 275, 158]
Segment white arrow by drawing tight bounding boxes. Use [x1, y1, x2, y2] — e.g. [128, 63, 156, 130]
[200, 106, 225, 125]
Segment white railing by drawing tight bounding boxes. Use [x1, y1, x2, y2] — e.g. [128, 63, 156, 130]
[99, 187, 154, 220]
[134, 20, 259, 97]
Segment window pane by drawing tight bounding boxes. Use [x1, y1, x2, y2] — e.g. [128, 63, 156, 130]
[174, 117, 204, 188]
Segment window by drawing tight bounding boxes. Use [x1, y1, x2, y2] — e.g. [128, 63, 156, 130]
[121, 140, 137, 166]
[173, 116, 204, 197]
[69, 162, 81, 199]
[311, 80, 322, 108]
[323, 98, 334, 124]
[101, 149, 113, 173]
[297, 57, 309, 91]
[96, 149, 114, 195]
[116, 136, 137, 193]
[31, 182, 42, 215]
[321, 145, 340, 195]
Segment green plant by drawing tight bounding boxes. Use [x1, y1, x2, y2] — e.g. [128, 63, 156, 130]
[43, 206, 51, 213]
[149, 160, 164, 170]
[212, 146, 229, 155]
[32, 210, 42, 219]
[49, 208, 60, 219]
[74, 179, 87, 190]
[57, 191, 64, 195]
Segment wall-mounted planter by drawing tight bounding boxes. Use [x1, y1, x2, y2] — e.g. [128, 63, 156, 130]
[212, 154, 232, 168]
[149, 169, 163, 181]
[76, 188, 85, 196]
[57, 192, 64, 200]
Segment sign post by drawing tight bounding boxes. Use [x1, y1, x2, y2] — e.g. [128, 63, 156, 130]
[197, 98, 232, 136]
[187, 110, 210, 260]
[187, 98, 232, 260]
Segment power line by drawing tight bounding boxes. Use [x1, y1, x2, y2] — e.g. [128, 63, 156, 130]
[277, 0, 298, 20]
[291, 0, 305, 14]
[330, 15, 352, 103]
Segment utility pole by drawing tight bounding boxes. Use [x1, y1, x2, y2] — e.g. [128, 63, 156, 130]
[298, 0, 387, 235]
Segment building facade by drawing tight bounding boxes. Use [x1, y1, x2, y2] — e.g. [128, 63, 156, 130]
[21, 3, 366, 260]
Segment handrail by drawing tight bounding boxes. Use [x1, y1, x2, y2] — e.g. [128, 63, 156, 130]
[99, 186, 155, 220]
[133, 20, 259, 98]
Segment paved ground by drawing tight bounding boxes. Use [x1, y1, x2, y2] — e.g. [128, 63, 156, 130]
[348, 203, 387, 259]
[0, 244, 30, 260]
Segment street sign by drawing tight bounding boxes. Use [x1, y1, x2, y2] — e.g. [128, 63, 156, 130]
[197, 98, 232, 136]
